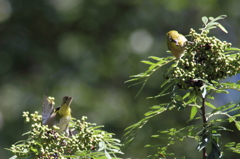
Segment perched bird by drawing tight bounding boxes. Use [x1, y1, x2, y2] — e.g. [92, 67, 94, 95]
[42, 96, 73, 136]
[166, 30, 187, 59]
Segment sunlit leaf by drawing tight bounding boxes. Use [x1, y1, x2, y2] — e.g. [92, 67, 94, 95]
[225, 142, 236, 147]
[175, 95, 183, 101]
[190, 106, 198, 120]
[202, 16, 208, 25]
[209, 17, 214, 21]
[205, 101, 216, 109]
[235, 121, 240, 131]
[217, 23, 228, 33]
[228, 116, 236, 123]
[141, 60, 155, 66]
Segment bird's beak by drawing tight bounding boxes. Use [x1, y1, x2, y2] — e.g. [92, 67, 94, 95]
[62, 96, 73, 106]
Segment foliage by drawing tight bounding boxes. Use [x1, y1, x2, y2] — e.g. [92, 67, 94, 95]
[7, 109, 123, 159]
[124, 15, 240, 158]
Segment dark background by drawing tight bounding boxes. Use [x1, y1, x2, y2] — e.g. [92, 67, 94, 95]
[1, 0, 240, 158]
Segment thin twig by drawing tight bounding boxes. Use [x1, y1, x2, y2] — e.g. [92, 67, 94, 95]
[201, 95, 207, 159]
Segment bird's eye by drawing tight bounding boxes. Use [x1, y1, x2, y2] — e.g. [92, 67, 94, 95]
[169, 36, 177, 43]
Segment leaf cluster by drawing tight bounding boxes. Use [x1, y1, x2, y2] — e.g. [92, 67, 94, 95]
[124, 15, 240, 158]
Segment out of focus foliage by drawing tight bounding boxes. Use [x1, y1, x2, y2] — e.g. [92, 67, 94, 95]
[1, 0, 240, 158]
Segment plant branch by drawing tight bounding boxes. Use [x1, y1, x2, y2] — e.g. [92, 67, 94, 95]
[201, 95, 207, 159]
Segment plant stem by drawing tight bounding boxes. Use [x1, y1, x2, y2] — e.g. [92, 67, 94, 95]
[201, 96, 207, 159]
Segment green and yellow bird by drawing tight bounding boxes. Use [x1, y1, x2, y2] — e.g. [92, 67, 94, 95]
[42, 96, 72, 136]
[166, 30, 187, 59]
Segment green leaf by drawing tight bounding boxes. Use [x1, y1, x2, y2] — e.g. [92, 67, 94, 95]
[209, 16, 214, 21]
[197, 134, 210, 151]
[124, 105, 167, 145]
[205, 26, 217, 30]
[228, 116, 236, 123]
[148, 80, 173, 99]
[208, 21, 220, 27]
[141, 60, 155, 66]
[205, 101, 216, 109]
[149, 56, 162, 61]
[185, 93, 197, 105]
[175, 95, 183, 101]
[202, 16, 208, 25]
[211, 102, 234, 114]
[144, 107, 167, 117]
[225, 142, 236, 148]
[150, 105, 161, 109]
[235, 121, 240, 131]
[214, 15, 227, 21]
[236, 143, 240, 149]
[219, 82, 240, 91]
[216, 23, 228, 33]
[215, 89, 229, 94]
[225, 47, 240, 51]
[190, 106, 198, 120]
[9, 155, 18, 159]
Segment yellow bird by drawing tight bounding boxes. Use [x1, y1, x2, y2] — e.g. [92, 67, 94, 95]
[42, 96, 72, 136]
[166, 30, 187, 59]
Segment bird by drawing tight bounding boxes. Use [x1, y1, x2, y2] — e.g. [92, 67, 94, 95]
[42, 95, 73, 136]
[166, 30, 187, 59]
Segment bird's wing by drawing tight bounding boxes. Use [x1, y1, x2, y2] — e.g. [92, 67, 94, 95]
[42, 95, 55, 125]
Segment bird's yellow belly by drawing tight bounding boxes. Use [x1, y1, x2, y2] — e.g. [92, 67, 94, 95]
[56, 116, 71, 134]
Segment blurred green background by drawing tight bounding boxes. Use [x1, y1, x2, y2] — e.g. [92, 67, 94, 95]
[1, 0, 240, 158]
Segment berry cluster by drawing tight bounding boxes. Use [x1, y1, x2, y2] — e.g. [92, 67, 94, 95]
[10, 112, 105, 158]
[168, 29, 240, 90]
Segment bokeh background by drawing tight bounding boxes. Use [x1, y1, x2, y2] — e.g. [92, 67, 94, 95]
[1, 0, 240, 158]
